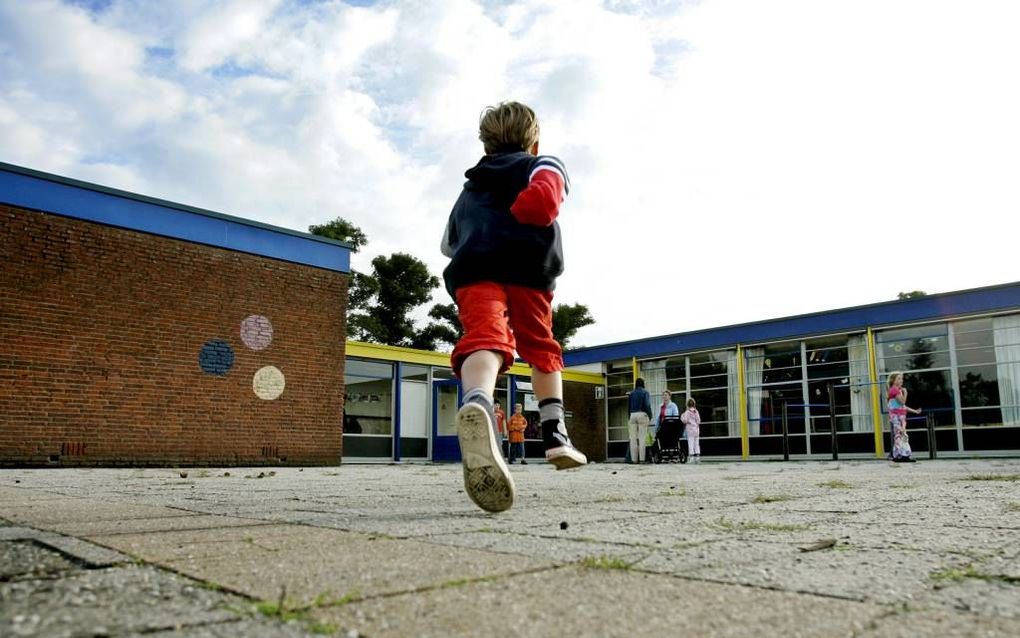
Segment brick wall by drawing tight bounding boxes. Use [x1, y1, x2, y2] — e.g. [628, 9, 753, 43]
[0, 205, 348, 467]
[564, 380, 606, 462]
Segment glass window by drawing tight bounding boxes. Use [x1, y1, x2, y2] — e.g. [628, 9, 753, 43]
[689, 353, 729, 393]
[750, 382, 805, 435]
[805, 338, 849, 381]
[345, 359, 393, 379]
[344, 376, 393, 435]
[400, 364, 428, 381]
[877, 325, 951, 371]
[690, 387, 729, 437]
[958, 364, 1000, 408]
[344, 359, 393, 436]
[759, 342, 802, 384]
[902, 369, 955, 428]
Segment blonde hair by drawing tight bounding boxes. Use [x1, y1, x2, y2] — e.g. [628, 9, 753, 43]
[479, 101, 540, 154]
[887, 372, 903, 388]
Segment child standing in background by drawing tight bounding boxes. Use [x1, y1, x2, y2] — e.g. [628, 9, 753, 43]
[508, 403, 527, 465]
[681, 398, 701, 463]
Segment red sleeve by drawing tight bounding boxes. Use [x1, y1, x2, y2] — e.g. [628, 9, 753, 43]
[509, 169, 565, 227]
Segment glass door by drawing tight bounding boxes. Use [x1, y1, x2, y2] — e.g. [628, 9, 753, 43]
[432, 379, 462, 462]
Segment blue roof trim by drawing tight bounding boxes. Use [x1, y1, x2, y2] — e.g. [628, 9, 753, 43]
[0, 162, 350, 273]
[564, 283, 1020, 366]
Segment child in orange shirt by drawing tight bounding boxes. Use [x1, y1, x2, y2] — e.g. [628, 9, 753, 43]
[508, 403, 528, 465]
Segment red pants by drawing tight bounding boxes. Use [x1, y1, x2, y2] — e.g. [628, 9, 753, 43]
[451, 281, 563, 376]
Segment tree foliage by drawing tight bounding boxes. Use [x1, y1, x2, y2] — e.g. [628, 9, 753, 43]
[897, 291, 928, 300]
[351, 253, 441, 347]
[552, 303, 595, 349]
[307, 217, 368, 251]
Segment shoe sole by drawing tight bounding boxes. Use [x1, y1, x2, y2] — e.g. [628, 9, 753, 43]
[457, 403, 515, 512]
[545, 445, 587, 470]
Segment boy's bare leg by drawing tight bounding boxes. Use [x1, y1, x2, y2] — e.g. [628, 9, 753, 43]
[457, 350, 515, 512]
[532, 369, 587, 470]
[460, 350, 500, 399]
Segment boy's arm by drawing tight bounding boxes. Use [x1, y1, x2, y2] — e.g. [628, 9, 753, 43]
[440, 214, 456, 257]
[509, 157, 569, 227]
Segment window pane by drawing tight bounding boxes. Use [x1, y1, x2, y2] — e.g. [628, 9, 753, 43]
[749, 382, 803, 435]
[807, 361, 850, 380]
[900, 370, 955, 427]
[690, 387, 729, 437]
[344, 377, 392, 434]
[346, 359, 393, 378]
[956, 345, 997, 366]
[959, 364, 1000, 408]
[962, 407, 1006, 427]
[400, 364, 428, 381]
[879, 342, 951, 371]
[953, 318, 993, 347]
[877, 324, 947, 343]
[691, 373, 728, 390]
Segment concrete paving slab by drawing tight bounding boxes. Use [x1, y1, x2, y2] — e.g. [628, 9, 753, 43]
[858, 608, 1020, 638]
[0, 499, 194, 528]
[837, 521, 1017, 556]
[311, 565, 885, 638]
[91, 523, 554, 607]
[421, 529, 648, 564]
[0, 526, 133, 567]
[89, 524, 321, 562]
[920, 575, 1020, 619]
[631, 538, 802, 574]
[0, 565, 240, 637]
[690, 545, 973, 603]
[0, 540, 77, 579]
[52, 514, 276, 537]
[164, 541, 554, 608]
[143, 618, 321, 637]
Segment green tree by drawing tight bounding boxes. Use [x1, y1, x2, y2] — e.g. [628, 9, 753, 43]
[897, 291, 928, 300]
[413, 303, 462, 351]
[307, 217, 367, 251]
[354, 253, 441, 347]
[552, 303, 595, 349]
[309, 217, 373, 336]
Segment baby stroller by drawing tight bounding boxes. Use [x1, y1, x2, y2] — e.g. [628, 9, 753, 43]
[652, 416, 688, 464]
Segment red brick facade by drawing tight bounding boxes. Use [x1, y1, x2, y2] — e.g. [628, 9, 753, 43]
[1, 204, 348, 467]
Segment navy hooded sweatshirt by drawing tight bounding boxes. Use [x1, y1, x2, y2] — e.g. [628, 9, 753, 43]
[440, 151, 569, 298]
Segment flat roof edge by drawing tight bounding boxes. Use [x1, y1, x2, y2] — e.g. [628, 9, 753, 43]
[564, 282, 1020, 365]
[0, 161, 352, 273]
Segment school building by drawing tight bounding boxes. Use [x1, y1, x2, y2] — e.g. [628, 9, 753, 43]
[340, 283, 1020, 463]
[3, 161, 1019, 466]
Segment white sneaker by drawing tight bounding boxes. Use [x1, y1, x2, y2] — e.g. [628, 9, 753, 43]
[542, 420, 587, 470]
[457, 402, 516, 512]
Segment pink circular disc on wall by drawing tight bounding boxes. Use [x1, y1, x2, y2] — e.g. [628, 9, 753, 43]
[241, 315, 273, 351]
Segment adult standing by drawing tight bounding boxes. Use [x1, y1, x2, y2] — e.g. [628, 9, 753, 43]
[654, 390, 680, 427]
[628, 378, 653, 464]
[888, 372, 921, 463]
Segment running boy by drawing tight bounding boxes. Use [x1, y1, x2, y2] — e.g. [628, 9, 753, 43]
[440, 101, 587, 513]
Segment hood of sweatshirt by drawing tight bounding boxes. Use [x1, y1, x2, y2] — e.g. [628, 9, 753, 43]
[463, 151, 532, 196]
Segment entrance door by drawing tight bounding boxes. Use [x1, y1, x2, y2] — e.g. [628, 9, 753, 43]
[432, 379, 462, 462]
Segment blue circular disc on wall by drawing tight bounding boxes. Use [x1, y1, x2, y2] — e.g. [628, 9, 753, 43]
[199, 339, 235, 375]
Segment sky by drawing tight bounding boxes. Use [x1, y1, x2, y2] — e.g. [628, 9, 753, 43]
[2, 0, 1018, 349]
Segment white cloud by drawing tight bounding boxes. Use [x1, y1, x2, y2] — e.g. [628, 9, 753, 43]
[2, 0, 1018, 349]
